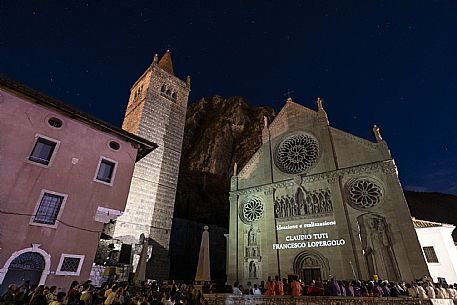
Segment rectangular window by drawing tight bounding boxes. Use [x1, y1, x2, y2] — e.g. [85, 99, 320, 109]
[60, 257, 81, 272]
[94, 157, 117, 185]
[56, 254, 85, 276]
[29, 137, 57, 165]
[33, 192, 64, 225]
[423, 246, 439, 263]
[96, 159, 115, 182]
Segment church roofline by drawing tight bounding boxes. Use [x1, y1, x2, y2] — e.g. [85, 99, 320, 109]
[130, 59, 188, 90]
[0, 75, 158, 161]
[271, 97, 385, 146]
[158, 50, 174, 75]
[330, 126, 378, 147]
[267, 98, 317, 131]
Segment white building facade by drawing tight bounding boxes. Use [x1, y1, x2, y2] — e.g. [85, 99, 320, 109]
[414, 218, 457, 284]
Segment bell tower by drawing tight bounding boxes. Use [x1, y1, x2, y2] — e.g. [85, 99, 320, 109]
[114, 50, 190, 279]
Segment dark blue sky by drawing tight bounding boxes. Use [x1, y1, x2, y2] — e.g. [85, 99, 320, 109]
[1, 1, 456, 194]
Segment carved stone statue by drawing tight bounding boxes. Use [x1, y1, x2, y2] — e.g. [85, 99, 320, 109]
[248, 226, 257, 246]
[249, 260, 257, 278]
[358, 213, 400, 281]
[372, 125, 383, 142]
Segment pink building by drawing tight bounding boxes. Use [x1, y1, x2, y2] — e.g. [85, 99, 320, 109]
[0, 76, 157, 292]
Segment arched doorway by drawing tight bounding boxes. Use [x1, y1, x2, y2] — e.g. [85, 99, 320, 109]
[293, 250, 330, 283]
[0, 252, 45, 294]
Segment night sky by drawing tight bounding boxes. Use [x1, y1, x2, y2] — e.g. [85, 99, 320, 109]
[1, 1, 456, 195]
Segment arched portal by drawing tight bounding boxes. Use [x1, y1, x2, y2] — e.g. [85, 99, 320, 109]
[293, 250, 330, 283]
[0, 246, 50, 295]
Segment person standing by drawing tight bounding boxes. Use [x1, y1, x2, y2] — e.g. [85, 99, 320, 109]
[232, 282, 242, 295]
[265, 276, 275, 295]
[105, 287, 123, 305]
[424, 282, 436, 299]
[417, 284, 427, 299]
[49, 292, 66, 305]
[328, 278, 341, 296]
[275, 276, 284, 296]
[67, 281, 82, 305]
[252, 284, 262, 295]
[1, 284, 17, 305]
[29, 286, 47, 305]
[290, 279, 302, 296]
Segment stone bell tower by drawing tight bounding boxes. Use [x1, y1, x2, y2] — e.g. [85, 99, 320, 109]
[114, 50, 190, 279]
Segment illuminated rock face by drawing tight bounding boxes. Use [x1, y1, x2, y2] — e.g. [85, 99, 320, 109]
[114, 53, 190, 280]
[227, 99, 429, 285]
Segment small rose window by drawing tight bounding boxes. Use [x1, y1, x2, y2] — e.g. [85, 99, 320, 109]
[241, 197, 264, 223]
[347, 178, 383, 209]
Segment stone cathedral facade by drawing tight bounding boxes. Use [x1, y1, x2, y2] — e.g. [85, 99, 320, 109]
[227, 98, 429, 284]
[113, 51, 190, 279]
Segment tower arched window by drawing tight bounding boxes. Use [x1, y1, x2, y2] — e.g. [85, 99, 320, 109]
[172, 92, 177, 99]
[166, 89, 171, 95]
[161, 85, 166, 93]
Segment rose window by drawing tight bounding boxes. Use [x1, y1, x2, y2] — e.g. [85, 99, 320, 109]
[347, 178, 383, 209]
[275, 134, 319, 174]
[241, 198, 264, 223]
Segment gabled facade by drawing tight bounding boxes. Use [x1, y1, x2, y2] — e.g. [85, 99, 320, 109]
[227, 98, 428, 284]
[0, 77, 156, 292]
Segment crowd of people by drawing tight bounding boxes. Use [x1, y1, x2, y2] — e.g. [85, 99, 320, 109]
[0, 280, 204, 305]
[232, 275, 457, 299]
[3, 276, 457, 305]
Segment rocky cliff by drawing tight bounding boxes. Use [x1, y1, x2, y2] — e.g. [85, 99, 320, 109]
[174, 96, 275, 226]
[180, 95, 276, 177]
[174, 96, 457, 236]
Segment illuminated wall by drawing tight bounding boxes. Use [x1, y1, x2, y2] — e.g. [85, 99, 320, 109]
[227, 99, 429, 285]
[114, 53, 190, 279]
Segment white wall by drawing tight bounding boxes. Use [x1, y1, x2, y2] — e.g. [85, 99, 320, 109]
[415, 225, 457, 284]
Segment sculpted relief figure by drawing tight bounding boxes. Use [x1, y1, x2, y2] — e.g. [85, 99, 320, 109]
[318, 192, 325, 213]
[304, 257, 319, 266]
[323, 192, 332, 212]
[275, 199, 281, 218]
[274, 188, 334, 218]
[246, 246, 259, 257]
[248, 225, 257, 246]
[306, 195, 313, 215]
[249, 260, 257, 278]
[286, 197, 293, 217]
[296, 188, 305, 214]
[358, 214, 401, 281]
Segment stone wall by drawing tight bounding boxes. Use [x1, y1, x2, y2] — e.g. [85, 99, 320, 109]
[114, 59, 190, 280]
